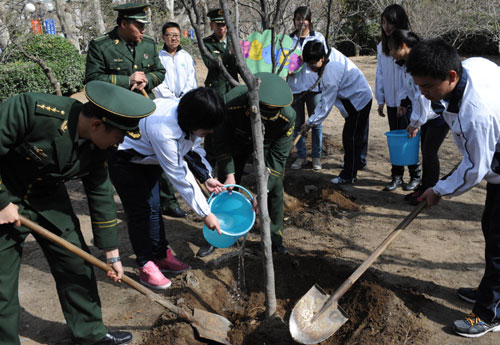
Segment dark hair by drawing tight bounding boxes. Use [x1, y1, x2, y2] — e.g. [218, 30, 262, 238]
[302, 40, 326, 63]
[177, 87, 225, 132]
[162, 22, 180, 35]
[81, 102, 116, 132]
[406, 38, 462, 80]
[380, 4, 410, 56]
[388, 29, 420, 51]
[293, 6, 313, 33]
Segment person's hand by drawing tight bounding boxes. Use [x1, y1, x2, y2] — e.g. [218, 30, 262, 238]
[420, 187, 441, 207]
[203, 213, 221, 234]
[0, 203, 21, 227]
[377, 104, 385, 117]
[223, 174, 236, 194]
[105, 249, 123, 282]
[204, 178, 225, 194]
[301, 123, 311, 133]
[129, 72, 147, 91]
[251, 195, 258, 213]
[407, 125, 419, 138]
[397, 106, 407, 118]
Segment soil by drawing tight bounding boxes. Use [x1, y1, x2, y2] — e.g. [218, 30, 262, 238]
[17, 56, 499, 345]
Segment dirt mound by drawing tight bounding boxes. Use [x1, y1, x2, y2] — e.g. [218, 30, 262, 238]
[284, 175, 361, 232]
[141, 254, 431, 345]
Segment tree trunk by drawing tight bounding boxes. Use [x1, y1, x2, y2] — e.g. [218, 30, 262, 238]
[165, 0, 175, 21]
[220, 0, 277, 318]
[54, 0, 80, 52]
[91, 0, 106, 34]
[0, 1, 9, 50]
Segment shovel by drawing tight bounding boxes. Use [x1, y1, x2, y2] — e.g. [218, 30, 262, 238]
[289, 200, 426, 344]
[19, 215, 233, 345]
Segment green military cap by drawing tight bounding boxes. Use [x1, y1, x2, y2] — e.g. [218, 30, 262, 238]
[207, 8, 225, 23]
[114, 3, 150, 24]
[84, 80, 156, 138]
[255, 72, 292, 117]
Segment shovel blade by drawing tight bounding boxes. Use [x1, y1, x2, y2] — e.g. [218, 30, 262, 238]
[290, 285, 349, 344]
[192, 308, 233, 345]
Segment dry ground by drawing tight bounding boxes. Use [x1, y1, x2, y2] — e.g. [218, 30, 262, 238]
[17, 56, 500, 345]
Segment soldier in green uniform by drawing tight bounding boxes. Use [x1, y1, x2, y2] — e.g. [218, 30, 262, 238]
[0, 81, 155, 345]
[202, 8, 239, 95]
[208, 72, 296, 254]
[85, 3, 187, 218]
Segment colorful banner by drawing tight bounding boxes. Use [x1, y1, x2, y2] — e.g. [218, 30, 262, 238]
[31, 20, 42, 34]
[44, 19, 56, 35]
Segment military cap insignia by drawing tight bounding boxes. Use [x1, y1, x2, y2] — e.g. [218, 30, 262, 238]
[286, 126, 293, 137]
[218, 9, 223, 15]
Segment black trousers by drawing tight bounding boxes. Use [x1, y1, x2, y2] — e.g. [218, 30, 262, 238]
[339, 99, 372, 180]
[420, 117, 449, 190]
[473, 182, 500, 323]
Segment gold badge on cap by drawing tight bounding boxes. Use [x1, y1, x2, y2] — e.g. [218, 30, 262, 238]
[218, 9, 223, 15]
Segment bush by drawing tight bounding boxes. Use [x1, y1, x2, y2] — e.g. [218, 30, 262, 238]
[0, 34, 85, 101]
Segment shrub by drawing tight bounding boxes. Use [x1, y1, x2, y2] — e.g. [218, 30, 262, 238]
[0, 34, 85, 101]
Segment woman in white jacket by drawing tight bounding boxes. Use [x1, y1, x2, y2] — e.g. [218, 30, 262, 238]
[388, 30, 450, 204]
[288, 6, 328, 171]
[376, 4, 421, 192]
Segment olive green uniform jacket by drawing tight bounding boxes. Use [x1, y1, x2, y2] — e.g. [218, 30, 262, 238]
[85, 27, 165, 98]
[202, 34, 239, 95]
[0, 93, 118, 345]
[207, 86, 295, 245]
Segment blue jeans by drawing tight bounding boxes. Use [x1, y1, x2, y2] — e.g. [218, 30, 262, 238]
[108, 155, 167, 267]
[293, 92, 322, 158]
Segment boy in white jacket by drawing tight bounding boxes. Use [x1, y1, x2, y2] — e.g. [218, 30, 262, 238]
[408, 38, 500, 338]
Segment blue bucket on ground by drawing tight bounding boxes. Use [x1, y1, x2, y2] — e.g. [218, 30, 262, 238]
[202, 184, 256, 248]
[385, 129, 420, 166]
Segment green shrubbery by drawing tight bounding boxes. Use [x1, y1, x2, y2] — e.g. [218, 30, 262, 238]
[0, 34, 85, 101]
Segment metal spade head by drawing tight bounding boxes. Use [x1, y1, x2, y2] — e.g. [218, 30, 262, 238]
[289, 285, 349, 344]
[192, 308, 233, 345]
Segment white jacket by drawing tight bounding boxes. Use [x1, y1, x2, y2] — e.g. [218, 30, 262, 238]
[397, 64, 437, 129]
[153, 47, 197, 99]
[434, 58, 500, 197]
[307, 48, 373, 126]
[375, 42, 407, 107]
[119, 98, 212, 217]
[287, 31, 328, 94]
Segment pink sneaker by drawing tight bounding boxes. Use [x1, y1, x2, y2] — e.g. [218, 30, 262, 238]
[139, 261, 171, 289]
[155, 249, 191, 274]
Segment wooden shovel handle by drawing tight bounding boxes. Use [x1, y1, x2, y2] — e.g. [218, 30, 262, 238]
[292, 131, 303, 148]
[314, 201, 427, 319]
[140, 88, 150, 99]
[19, 215, 194, 322]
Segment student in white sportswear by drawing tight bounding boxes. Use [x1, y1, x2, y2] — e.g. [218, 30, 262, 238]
[301, 41, 373, 184]
[408, 38, 500, 338]
[153, 22, 197, 100]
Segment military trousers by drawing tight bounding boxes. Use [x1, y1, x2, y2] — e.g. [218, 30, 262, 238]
[0, 206, 107, 345]
[232, 147, 285, 246]
[473, 182, 500, 323]
[159, 173, 180, 213]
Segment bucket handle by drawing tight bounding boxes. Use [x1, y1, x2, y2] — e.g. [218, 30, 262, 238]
[207, 184, 254, 204]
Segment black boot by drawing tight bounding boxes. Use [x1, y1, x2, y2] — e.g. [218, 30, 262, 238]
[92, 331, 132, 345]
[404, 177, 421, 191]
[383, 176, 403, 191]
[197, 244, 215, 257]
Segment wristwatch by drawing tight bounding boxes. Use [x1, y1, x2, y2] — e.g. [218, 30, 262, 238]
[106, 256, 121, 264]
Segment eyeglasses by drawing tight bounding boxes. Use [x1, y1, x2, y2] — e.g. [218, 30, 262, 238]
[164, 33, 180, 38]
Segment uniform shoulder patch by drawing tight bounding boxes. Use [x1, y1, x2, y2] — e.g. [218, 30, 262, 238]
[35, 101, 68, 119]
[93, 34, 109, 42]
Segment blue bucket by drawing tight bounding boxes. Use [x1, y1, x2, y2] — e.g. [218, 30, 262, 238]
[385, 129, 420, 166]
[202, 184, 256, 248]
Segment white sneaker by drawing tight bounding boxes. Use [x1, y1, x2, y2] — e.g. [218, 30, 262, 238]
[312, 158, 322, 170]
[291, 158, 306, 170]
